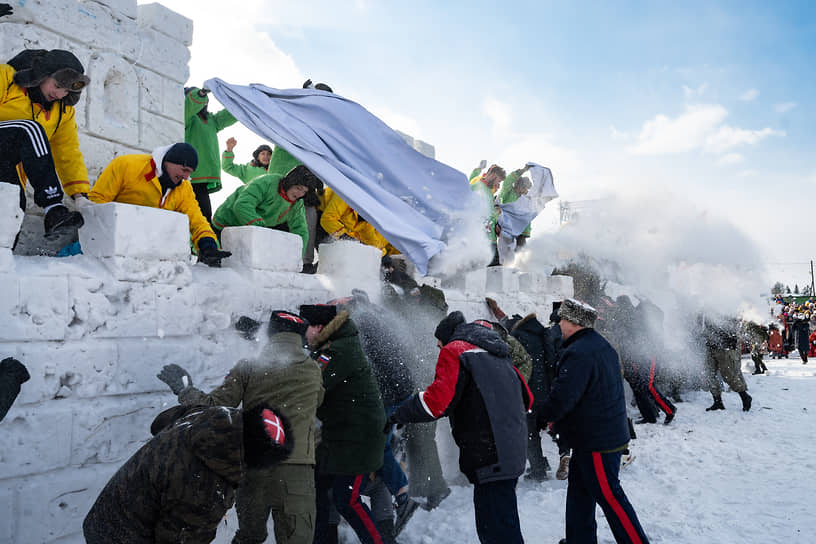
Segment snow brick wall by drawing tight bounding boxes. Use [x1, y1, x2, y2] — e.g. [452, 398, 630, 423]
[0, 2, 573, 542]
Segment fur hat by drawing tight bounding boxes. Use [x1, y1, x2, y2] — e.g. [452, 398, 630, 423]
[281, 165, 321, 194]
[252, 144, 273, 161]
[163, 143, 199, 170]
[299, 304, 337, 326]
[267, 310, 309, 337]
[9, 49, 90, 106]
[242, 404, 294, 469]
[558, 298, 598, 328]
[434, 311, 466, 345]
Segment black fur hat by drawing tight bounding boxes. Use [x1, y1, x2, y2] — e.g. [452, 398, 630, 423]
[299, 304, 337, 326]
[267, 310, 309, 338]
[280, 165, 321, 195]
[242, 403, 294, 469]
[434, 311, 466, 345]
[9, 49, 90, 106]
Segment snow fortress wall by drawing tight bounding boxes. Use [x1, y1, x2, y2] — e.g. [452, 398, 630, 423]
[0, 3, 573, 542]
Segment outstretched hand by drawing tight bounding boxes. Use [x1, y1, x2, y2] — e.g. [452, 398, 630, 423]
[225, 137, 237, 152]
[0, 4, 13, 17]
[157, 364, 192, 395]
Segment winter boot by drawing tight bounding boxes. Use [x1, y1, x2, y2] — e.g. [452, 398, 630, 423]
[739, 391, 753, 412]
[556, 454, 570, 480]
[706, 396, 725, 411]
[394, 495, 420, 537]
[423, 487, 451, 511]
[326, 523, 339, 544]
[376, 518, 397, 544]
[44, 205, 83, 237]
[663, 408, 676, 425]
[635, 417, 657, 424]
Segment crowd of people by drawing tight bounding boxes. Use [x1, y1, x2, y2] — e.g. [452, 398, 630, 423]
[768, 298, 816, 364]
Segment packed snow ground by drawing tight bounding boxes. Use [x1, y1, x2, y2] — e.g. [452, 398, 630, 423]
[209, 353, 816, 544]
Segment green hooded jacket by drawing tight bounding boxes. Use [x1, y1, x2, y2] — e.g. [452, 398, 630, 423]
[212, 172, 309, 254]
[184, 88, 237, 192]
[311, 311, 386, 475]
[268, 146, 302, 177]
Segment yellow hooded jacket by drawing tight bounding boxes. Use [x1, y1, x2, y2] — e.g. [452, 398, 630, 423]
[89, 153, 217, 250]
[320, 192, 398, 255]
[0, 64, 89, 196]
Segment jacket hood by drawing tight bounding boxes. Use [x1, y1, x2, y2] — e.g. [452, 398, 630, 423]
[309, 310, 355, 349]
[151, 144, 174, 178]
[177, 406, 245, 485]
[511, 313, 544, 334]
[260, 332, 309, 366]
[449, 322, 509, 357]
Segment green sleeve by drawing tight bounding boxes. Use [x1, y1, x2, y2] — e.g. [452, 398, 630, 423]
[221, 151, 251, 183]
[469, 167, 482, 182]
[177, 362, 247, 408]
[212, 108, 238, 132]
[232, 175, 273, 226]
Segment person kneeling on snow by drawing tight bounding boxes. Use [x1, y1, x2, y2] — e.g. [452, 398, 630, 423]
[82, 403, 292, 544]
[88, 143, 231, 267]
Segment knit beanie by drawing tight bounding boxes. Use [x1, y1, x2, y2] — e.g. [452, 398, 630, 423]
[558, 298, 598, 328]
[299, 304, 337, 326]
[252, 144, 273, 161]
[163, 143, 199, 170]
[242, 404, 294, 469]
[434, 311, 466, 345]
[267, 310, 309, 338]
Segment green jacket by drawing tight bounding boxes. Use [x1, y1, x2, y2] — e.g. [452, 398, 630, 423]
[83, 407, 244, 544]
[179, 332, 325, 466]
[212, 172, 309, 254]
[311, 311, 386, 475]
[268, 146, 302, 177]
[221, 150, 267, 184]
[184, 88, 237, 192]
[498, 170, 531, 237]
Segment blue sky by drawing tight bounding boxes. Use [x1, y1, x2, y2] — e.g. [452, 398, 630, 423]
[154, 0, 815, 286]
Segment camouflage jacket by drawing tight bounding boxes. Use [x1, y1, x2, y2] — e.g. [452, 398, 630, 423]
[83, 406, 244, 544]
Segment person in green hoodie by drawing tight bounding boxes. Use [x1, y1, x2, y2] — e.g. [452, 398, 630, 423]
[300, 303, 387, 544]
[156, 311, 324, 544]
[184, 85, 237, 223]
[212, 164, 319, 257]
[221, 137, 271, 184]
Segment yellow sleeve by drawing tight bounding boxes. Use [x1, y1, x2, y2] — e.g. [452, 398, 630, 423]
[320, 193, 354, 236]
[0, 65, 12, 103]
[49, 107, 90, 196]
[89, 157, 126, 203]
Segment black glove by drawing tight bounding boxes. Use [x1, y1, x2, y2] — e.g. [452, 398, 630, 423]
[197, 87, 211, 97]
[0, 4, 12, 17]
[0, 358, 30, 384]
[383, 414, 404, 434]
[157, 364, 192, 395]
[198, 239, 231, 267]
[235, 316, 262, 340]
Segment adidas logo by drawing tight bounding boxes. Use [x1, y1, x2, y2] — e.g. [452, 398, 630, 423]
[45, 186, 59, 197]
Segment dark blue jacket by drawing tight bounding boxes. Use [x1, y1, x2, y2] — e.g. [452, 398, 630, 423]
[537, 327, 629, 452]
[393, 322, 533, 484]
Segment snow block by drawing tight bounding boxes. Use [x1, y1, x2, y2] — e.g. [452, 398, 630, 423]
[12, 463, 119, 544]
[92, 0, 138, 20]
[79, 201, 190, 260]
[221, 226, 303, 272]
[0, 404, 73, 479]
[486, 266, 520, 293]
[155, 283, 202, 337]
[71, 398, 157, 466]
[0, 486, 13, 542]
[464, 268, 487, 293]
[317, 241, 382, 285]
[548, 274, 575, 299]
[85, 52, 141, 146]
[0, 183, 24, 248]
[80, 136, 142, 183]
[137, 2, 194, 46]
[133, 26, 191, 84]
[139, 108, 185, 149]
[99, 255, 192, 283]
[0, 276, 71, 341]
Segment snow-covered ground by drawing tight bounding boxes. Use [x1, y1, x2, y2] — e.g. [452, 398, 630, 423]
[211, 353, 815, 544]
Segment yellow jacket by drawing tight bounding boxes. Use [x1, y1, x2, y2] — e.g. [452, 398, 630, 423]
[0, 64, 89, 196]
[319, 192, 397, 255]
[89, 154, 217, 250]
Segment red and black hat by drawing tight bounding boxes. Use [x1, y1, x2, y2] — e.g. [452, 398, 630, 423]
[267, 310, 309, 337]
[299, 304, 337, 326]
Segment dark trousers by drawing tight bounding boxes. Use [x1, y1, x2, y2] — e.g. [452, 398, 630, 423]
[0, 119, 64, 209]
[191, 182, 213, 225]
[566, 450, 649, 544]
[473, 478, 524, 544]
[526, 412, 550, 474]
[314, 472, 383, 544]
[628, 359, 675, 421]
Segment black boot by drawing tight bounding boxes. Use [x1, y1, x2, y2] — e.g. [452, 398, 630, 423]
[706, 396, 725, 411]
[739, 391, 753, 412]
[376, 518, 397, 544]
[44, 205, 83, 237]
[394, 496, 420, 537]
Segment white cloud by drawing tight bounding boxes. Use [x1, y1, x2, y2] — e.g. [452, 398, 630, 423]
[705, 126, 784, 153]
[774, 102, 798, 113]
[609, 126, 631, 142]
[627, 104, 784, 156]
[627, 104, 727, 155]
[739, 88, 759, 101]
[717, 153, 744, 165]
[683, 83, 708, 99]
[482, 97, 513, 133]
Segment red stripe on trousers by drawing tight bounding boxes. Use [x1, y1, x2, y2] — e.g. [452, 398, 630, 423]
[592, 452, 643, 544]
[350, 474, 384, 544]
[648, 358, 672, 415]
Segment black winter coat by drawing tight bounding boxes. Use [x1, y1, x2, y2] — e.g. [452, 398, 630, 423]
[393, 322, 533, 484]
[537, 328, 630, 452]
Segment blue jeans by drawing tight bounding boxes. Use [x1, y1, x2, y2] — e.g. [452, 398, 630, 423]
[381, 405, 409, 496]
